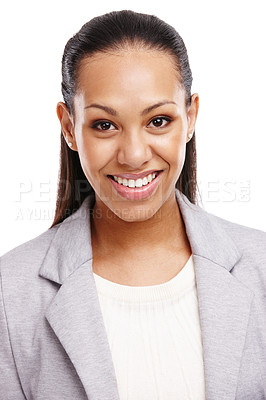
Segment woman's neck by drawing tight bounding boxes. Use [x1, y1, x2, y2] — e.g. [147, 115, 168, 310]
[91, 192, 189, 254]
[90, 192, 192, 285]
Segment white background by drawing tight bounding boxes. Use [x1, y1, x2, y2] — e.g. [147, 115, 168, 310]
[0, 0, 265, 256]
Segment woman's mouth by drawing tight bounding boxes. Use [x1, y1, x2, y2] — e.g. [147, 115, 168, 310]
[107, 170, 163, 200]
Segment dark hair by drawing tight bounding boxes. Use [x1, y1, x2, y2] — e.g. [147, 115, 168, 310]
[51, 10, 198, 228]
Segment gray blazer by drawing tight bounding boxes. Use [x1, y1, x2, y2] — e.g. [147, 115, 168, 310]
[0, 189, 265, 400]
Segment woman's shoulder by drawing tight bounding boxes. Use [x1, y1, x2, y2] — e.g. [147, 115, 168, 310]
[208, 210, 266, 251]
[178, 190, 266, 246]
[180, 190, 266, 255]
[190, 204, 265, 296]
[197, 203, 266, 269]
[203, 208, 266, 290]
[0, 224, 61, 278]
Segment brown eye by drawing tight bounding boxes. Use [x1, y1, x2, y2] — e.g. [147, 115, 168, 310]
[148, 117, 171, 128]
[92, 121, 116, 131]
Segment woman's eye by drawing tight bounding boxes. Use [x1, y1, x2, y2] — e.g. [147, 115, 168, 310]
[92, 121, 116, 131]
[91, 116, 171, 131]
[147, 117, 171, 128]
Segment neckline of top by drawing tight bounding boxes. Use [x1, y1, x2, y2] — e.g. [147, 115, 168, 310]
[92, 254, 196, 303]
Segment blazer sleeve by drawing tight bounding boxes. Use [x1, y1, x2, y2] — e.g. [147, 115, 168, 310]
[0, 268, 27, 399]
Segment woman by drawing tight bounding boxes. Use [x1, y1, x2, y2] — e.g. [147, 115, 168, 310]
[0, 10, 265, 400]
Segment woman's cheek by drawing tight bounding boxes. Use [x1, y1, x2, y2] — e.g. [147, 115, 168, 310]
[157, 133, 186, 163]
[81, 137, 115, 172]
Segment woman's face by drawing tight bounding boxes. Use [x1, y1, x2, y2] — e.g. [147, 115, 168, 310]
[58, 49, 199, 222]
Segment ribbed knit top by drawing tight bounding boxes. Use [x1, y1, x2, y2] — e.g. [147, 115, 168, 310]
[93, 255, 206, 399]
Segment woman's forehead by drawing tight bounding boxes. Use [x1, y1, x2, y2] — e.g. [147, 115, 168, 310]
[76, 50, 183, 101]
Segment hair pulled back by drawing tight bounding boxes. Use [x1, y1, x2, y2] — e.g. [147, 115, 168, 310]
[51, 10, 198, 227]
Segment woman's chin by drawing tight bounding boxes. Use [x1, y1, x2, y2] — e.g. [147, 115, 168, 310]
[106, 203, 161, 223]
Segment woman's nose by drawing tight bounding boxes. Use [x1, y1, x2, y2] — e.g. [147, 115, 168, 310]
[116, 129, 153, 169]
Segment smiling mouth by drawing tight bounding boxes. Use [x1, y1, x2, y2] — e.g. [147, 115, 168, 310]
[108, 171, 161, 189]
[107, 170, 163, 201]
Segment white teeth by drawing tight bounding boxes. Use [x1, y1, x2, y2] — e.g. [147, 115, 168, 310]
[112, 172, 159, 188]
[135, 178, 143, 188]
[128, 179, 135, 188]
[142, 177, 148, 186]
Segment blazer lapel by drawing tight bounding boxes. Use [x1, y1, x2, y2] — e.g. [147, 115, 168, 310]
[39, 196, 120, 400]
[192, 255, 253, 400]
[176, 190, 254, 400]
[44, 260, 119, 400]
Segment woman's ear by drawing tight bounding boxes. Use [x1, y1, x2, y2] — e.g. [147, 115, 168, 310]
[186, 93, 199, 143]
[56, 102, 78, 151]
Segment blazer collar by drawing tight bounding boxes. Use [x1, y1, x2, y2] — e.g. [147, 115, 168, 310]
[39, 194, 94, 284]
[39, 189, 240, 284]
[39, 190, 253, 400]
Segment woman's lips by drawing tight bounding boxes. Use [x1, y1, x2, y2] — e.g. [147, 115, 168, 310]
[108, 170, 163, 200]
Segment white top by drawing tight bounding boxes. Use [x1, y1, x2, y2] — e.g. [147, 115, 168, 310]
[93, 255, 206, 400]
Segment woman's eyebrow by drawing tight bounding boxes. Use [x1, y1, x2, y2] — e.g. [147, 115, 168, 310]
[84, 101, 176, 116]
